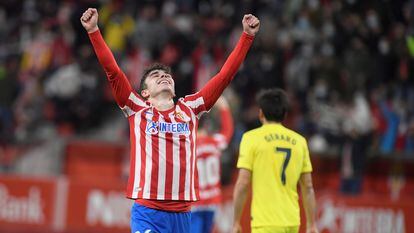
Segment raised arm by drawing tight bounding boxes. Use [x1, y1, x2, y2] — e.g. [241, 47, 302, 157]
[199, 14, 260, 110]
[81, 8, 142, 110]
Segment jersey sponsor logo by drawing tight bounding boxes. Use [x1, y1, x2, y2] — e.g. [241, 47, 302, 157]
[145, 121, 158, 134]
[145, 120, 190, 135]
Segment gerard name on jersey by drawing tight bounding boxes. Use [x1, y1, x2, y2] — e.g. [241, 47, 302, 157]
[264, 133, 297, 145]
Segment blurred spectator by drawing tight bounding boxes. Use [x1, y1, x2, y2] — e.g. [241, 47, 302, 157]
[99, 1, 135, 53]
[0, 0, 412, 192]
[340, 92, 373, 194]
[0, 56, 18, 144]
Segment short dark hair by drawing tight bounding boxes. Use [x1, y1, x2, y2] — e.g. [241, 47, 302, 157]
[139, 63, 172, 98]
[256, 88, 289, 122]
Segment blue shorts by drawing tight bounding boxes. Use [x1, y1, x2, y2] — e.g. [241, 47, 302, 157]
[130, 203, 191, 233]
[190, 210, 215, 233]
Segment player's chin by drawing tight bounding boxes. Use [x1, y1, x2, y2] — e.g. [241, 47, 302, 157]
[159, 87, 175, 96]
[159, 83, 174, 90]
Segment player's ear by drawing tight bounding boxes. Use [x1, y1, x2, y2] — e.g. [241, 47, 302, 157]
[141, 89, 150, 99]
[258, 108, 265, 124]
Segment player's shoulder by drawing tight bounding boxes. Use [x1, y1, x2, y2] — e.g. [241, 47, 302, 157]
[282, 126, 307, 145]
[180, 91, 202, 102]
[241, 127, 268, 146]
[242, 127, 263, 138]
[178, 92, 205, 109]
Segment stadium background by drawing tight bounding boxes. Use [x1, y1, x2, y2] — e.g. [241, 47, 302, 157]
[0, 0, 413, 232]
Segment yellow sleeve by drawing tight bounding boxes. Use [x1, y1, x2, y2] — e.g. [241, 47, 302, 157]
[301, 140, 313, 173]
[237, 133, 255, 171]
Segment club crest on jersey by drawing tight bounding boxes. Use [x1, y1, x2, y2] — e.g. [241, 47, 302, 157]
[145, 120, 190, 135]
[175, 111, 185, 121]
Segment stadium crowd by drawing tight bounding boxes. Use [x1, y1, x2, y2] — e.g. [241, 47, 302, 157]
[0, 0, 413, 187]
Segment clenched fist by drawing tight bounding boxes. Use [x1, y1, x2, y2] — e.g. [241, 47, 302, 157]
[80, 8, 99, 33]
[242, 14, 260, 36]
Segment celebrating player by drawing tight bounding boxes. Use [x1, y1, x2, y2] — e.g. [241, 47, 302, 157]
[80, 8, 259, 233]
[232, 89, 318, 233]
[191, 96, 234, 233]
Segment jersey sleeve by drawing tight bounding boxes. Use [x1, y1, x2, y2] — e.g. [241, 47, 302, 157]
[212, 106, 234, 150]
[237, 133, 256, 171]
[88, 30, 147, 117]
[301, 139, 313, 173]
[182, 33, 254, 117]
[181, 92, 208, 118]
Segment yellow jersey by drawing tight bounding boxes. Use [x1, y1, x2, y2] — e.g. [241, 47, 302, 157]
[237, 123, 312, 227]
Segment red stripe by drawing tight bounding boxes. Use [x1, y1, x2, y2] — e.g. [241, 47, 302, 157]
[164, 115, 173, 199]
[182, 93, 207, 115]
[193, 105, 206, 115]
[178, 135, 186, 200]
[138, 113, 147, 199]
[126, 116, 136, 197]
[128, 99, 144, 112]
[183, 92, 199, 101]
[194, 167, 199, 200]
[150, 112, 160, 199]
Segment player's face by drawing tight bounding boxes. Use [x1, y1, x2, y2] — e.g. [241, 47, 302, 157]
[144, 69, 175, 98]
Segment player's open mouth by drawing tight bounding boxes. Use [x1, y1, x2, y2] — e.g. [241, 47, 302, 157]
[157, 79, 171, 85]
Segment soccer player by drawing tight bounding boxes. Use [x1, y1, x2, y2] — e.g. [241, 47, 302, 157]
[191, 96, 234, 233]
[232, 89, 318, 233]
[80, 8, 259, 233]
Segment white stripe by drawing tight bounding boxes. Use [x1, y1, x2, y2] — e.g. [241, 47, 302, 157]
[132, 110, 144, 198]
[197, 144, 220, 154]
[169, 111, 180, 200]
[183, 95, 205, 109]
[143, 109, 153, 199]
[184, 129, 191, 201]
[213, 133, 226, 142]
[181, 95, 208, 118]
[121, 105, 135, 117]
[190, 111, 198, 201]
[213, 133, 228, 150]
[129, 92, 147, 107]
[157, 119, 166, 199]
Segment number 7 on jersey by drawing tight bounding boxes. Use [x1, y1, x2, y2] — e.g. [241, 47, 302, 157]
[275, 147, 291, 185]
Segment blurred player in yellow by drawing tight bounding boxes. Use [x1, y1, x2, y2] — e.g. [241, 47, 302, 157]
[232, 88, 318, 233]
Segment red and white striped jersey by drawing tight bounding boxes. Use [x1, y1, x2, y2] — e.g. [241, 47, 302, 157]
[194, 107, 233, 206]
[88, 29, 254, 203]
[123, 91, 207, 201]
